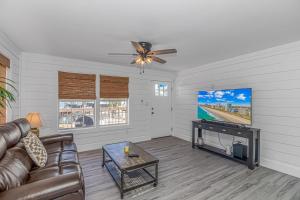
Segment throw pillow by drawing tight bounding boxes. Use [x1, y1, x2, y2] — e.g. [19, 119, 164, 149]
[22, 131, 47, 167]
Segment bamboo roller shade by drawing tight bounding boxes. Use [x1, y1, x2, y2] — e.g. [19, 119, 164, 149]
[100, 75, 129, 98]
[0, 53, 10, 68]
[58, 71, 96, 99]
[0, 53, 8, 124]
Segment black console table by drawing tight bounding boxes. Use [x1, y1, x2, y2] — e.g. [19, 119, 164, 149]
[192, 120, 260, 169]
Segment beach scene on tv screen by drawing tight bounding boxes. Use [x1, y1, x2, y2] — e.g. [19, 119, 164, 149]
[198, 88, 252, 125]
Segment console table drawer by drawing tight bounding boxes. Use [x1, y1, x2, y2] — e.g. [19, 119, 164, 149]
[201, 124, 251, 138]
[229, 129, 250, 138]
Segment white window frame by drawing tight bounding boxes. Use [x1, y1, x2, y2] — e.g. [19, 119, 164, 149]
[58, 99, 96, 130]
[99, 98, 129, 127]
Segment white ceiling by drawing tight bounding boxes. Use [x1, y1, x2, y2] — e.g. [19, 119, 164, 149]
[1, 0, 300, 71]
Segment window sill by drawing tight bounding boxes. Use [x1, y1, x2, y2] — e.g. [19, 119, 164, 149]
[98, 124, 130, 131]
[58, 124, 131, 134]
[58, 126, 97, 132]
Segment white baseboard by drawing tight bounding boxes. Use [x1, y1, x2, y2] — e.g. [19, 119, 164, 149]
[174, 133, 191, 142]
[173, 133, 300, 179]
[261, 158, 300, 178]
[77, 135, 151, 152]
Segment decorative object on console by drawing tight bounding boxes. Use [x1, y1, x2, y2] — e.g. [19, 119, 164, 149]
[233, 142, 247, 160]
[225, 145, 232, 156]
[26, 112, 42, 137]
[197, 137, 204, 145]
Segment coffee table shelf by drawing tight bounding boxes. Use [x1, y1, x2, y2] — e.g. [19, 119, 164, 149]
[105, 161, 156, 191]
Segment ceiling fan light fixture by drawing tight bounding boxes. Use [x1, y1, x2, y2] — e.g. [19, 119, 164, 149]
[136, 56, 142, 64]
[146, 57, 152, 64]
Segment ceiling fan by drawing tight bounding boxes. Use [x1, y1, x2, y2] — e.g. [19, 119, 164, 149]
[108, 41, 177, 73]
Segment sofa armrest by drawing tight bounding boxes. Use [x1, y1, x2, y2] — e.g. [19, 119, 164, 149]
[0, 172, 83, 200]
[40, 133, 73, 144]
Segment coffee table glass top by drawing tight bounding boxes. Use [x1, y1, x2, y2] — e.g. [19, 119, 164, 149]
[103, 141, 158, 170]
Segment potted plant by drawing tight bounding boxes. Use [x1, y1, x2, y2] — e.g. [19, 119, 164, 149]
[0, 77, 16, 117]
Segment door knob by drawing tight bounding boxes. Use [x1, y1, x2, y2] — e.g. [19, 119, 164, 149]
[151, 112, 155, 115]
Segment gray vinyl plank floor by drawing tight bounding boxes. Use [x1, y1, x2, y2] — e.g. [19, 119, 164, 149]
[79, 136, 300, 200]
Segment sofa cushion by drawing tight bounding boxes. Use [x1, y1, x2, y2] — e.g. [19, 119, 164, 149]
[44, 142, 62, 154]
[44, 141, 77, 154]
[45, 153, 60, 167]
[10, 147, 33, 172]
[22, 131, 48, 167]
[63, 141, 77, 152]
[60, 151, 79, 165]
[29, 166, 60, 182]
[45, 151, 79, 168]
[28, 164, 81, 183]
[0, 147, 32, 192]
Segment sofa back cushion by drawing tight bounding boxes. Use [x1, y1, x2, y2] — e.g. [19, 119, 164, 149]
[12, 118, 31, 138]
[0, 135, 7, 159]
[0, 147, 32, 192]
[0, 123, 22, 148]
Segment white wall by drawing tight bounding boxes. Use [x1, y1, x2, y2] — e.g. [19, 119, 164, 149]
[0, 32, 20, 120]
[20, 53, 176, 151]
[174, 40, 300, 178]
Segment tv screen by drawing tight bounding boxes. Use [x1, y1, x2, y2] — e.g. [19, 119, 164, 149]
[198, 88, 252, 125]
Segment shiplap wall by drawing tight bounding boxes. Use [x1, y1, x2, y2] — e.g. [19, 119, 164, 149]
[0, 32, 20, 120]
[174, 40, 300, 178]
[20, 53, 176, 151]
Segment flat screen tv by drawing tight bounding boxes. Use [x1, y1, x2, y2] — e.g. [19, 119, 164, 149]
[198, 88, 252, 125]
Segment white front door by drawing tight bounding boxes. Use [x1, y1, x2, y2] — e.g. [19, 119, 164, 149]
[150, 81, 172, 138]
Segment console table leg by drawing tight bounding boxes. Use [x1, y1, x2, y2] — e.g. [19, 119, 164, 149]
[192, 123, 195, 148]
[248, 133, 255, 170]
[256, 130, 261, 166]
[120, 170, 124, 199]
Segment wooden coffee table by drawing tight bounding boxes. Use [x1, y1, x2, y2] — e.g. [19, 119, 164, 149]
[102, 141, 159, 199]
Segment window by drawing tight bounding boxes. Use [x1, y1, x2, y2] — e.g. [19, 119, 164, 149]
[99, 98, 128, 126]
[58, 71, 96, 129]
[100, 75, 129, 126]
[155, 83, 168, 96]
[58, 73, 129, 128]
[59, 100, 95, 129]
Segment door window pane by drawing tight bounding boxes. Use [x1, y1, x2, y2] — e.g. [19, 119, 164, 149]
[155, 83, 168, 96]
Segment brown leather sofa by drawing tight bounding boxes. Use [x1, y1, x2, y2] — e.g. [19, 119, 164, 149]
[0, 118, 85, 200]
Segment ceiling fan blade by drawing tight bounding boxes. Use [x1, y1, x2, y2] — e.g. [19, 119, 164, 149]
[131, 41, 145, 53]
[149, 49, 177, 55]
[152, 56, 167, 64]
[108, 53, 137, 56]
